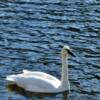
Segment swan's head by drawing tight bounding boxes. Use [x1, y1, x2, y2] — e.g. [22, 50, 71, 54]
[63, 46, 70, 51]
[61, 45, 75, 57]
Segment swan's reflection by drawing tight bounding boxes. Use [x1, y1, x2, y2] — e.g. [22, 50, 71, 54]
[6, 83, 69, 100]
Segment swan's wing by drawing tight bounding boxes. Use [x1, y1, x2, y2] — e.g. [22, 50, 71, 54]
[23, 76, 60, 92]
[22, 70, 60, 85]
[6, 74, 61, 92]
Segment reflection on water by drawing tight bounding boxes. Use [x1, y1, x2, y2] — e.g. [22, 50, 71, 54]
[6, 83, 69, 100]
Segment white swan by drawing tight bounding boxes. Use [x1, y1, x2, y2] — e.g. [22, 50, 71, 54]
[6, 46, 74, 93]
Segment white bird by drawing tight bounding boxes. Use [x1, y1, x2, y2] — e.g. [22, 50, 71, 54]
[6, 46, 74, 93]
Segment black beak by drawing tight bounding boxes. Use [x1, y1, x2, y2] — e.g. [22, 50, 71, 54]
[68, 49, 75, 57]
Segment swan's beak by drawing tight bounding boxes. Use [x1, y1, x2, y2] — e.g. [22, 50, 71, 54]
[68, 49, 75, 57]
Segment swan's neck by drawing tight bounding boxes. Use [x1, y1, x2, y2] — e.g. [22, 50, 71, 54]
[61, 51, 69, 89]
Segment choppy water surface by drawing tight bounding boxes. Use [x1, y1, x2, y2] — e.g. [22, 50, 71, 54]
[0, 0, 100, 100]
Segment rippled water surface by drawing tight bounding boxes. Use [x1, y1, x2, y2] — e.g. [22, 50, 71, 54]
[0, 0, 100, 100]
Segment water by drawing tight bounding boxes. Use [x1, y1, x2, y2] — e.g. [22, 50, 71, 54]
[0, 0, 100, 99]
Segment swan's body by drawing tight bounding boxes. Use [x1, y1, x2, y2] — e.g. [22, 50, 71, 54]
[6, 46, 74, 93]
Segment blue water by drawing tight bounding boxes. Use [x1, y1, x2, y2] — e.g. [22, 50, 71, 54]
[0, 0, 100, 99]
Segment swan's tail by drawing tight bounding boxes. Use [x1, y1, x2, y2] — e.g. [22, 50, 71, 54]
[6, 75, 17, 82]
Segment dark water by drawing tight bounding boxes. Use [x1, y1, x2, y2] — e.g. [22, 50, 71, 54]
[0, 0, 100, 100]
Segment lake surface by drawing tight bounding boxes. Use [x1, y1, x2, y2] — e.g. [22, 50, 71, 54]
[0, 0, 100, 100]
